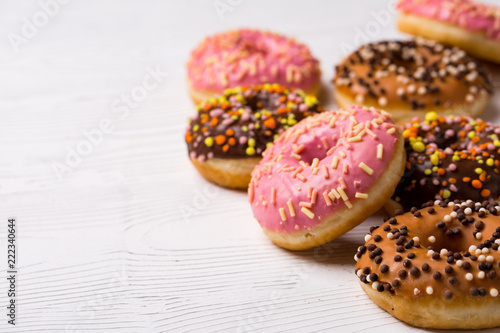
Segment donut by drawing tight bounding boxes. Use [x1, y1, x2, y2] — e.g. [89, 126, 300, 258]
[187, 29, 321, 104]
[333, 39, 493, 123]
[185, 84, 323, 189]
[388, 112, 500, 213]
[355, 199, 500, 329]
[397, 0, 500, 64]
[249, 105, 406, 250]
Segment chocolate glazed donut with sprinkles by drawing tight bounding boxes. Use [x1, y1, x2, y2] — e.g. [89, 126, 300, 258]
[185, 84, 322, 189]
[333, 38, 493, 123]
[356, 199, 500, 329]
[387, 112, 500, 213]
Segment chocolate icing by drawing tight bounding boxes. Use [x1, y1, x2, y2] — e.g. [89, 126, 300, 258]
[185, 84, 323, 161]
[393, 113, 500, 211]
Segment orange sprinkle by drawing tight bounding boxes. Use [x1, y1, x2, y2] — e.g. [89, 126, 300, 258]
[210, 117, 218, 127]
[437, 168, 445, 176]
[263, 117, 277, 129]
[228, 137, 236, 146]
[185, 132, 192, 143]
[442, 181, 448, 187]
[481, 189, 491, 197]
[449, 178, 456, 184]
[225, 129, 234, 136]
[471, 179, 482, 189]
[463, 177, 471, 182]
[222, 144, 229, 152]
[479, 172, 486, 182]
[215, 135, 226, 145]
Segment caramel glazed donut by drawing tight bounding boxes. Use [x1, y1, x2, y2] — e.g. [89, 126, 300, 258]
[333, 39, 493, 123]
[355, 199, 500, 329]
[185, 84, 322, 189]
[388, 112, 500, 213]
[249, 106, 405, 250]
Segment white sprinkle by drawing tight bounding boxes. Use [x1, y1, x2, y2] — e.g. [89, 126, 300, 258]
[464, 207, 472, 215]
[414, 288, 420, 295]
[476, 232, 483, 240]
[413, 237, 420, 242]
[357, 269, 362, 277]
[456, 259, 463, 267]
[427, 250, 434, 257]
[469, 245, 477, 253]
[354, 254, 358, 262]
[377, 144, 383, 160]
[378, 97, 388, 107]
[466, 273, 473, 281]
[487, 255, 494, 262]
[482, 247, 489, 254]
[440, 249, 448, 256]
[491, 288, 499, 297]
[478, 254, 486, 262]
[372, 281, 379, 290]
[475, 249, 482, 256]
[365, 234, 372, 242]
[450, 211, 457, 218]
[428, 236, 436, 243]
[444, 215, 451, 222]
[387, 232, 394, 240]
[478, 271, 485, 279]
[426, 287, 434, 295]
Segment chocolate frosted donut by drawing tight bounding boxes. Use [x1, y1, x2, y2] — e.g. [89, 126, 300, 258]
[355, 199, 500, 329]
[185, 84, 323, 189]
[333, 39, 493, 123]
[389, 112, 500, 212]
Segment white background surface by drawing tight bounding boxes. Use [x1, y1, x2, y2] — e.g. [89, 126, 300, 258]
[1, 0, 500, 332]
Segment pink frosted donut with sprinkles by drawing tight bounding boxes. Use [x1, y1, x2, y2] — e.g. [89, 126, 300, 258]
[187, 29, 321, 103]
[397, 0, 500, 63]
[249, 105, 406, 250]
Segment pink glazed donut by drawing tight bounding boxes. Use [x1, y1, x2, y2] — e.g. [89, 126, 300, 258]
[187, 29, 321, 103]
[249, 106, 406, 250]
[397, 0, 500, 64]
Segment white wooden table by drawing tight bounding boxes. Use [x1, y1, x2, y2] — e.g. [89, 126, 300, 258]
[1, 1, 500, 332]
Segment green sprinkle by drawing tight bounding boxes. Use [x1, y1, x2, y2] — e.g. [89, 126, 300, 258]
[442, 190, 451, 199]
[424, 169, 432, 175]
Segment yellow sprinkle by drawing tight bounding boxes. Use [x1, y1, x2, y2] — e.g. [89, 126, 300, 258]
[330, 189, 341, 199]
[204, 137, 214, 147]
[246, 147, 256, 156]
[494, 140, 500, 147]
[475, 168, 483, 174]
[331, 156, 339, 169]
[386, 127, 396, 134]
[248, 138, 256, 147]
[345, 201, 353, 209]
[279, 208, 287, 221]
[487, 158, 494, 167]
[329, 116, 337, 128]
[287, 200, 296, 217]
[430, 152, 439, 166]
[300, 207, 315, 219]
[425, 111, 438, 122]
[412, 141, 425, 152]
[442, 190, 451, 199]
[311, 158, 319, 169]
[339, 151, 346, 158]
[424, 169, 432, 175]
[377, 144, 383, 159]
[355, 192, 368, 199]
[359, 162, 374, 175]
[312, 167, 319, 175]
[468, 131, 476, 139]
[452, 155, 460, 161]
[337, 187, 348, 201]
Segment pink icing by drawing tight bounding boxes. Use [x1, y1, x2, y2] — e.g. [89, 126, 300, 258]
[187, 29, 321, 93]
[398, 0, 500, 41]
[249, 106, 400, 234]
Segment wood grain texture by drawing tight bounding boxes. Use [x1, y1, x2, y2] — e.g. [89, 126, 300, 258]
[0, 0, 500, 332]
